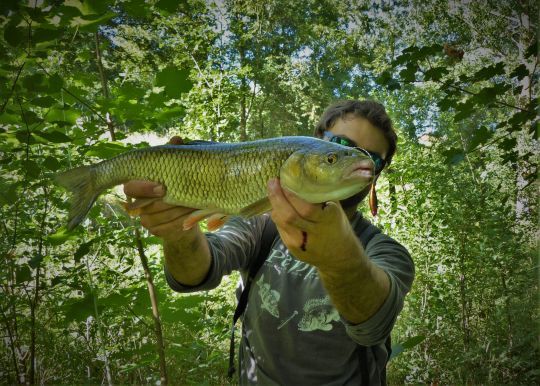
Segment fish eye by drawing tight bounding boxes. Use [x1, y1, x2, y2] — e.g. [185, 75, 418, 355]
[326, 153, 338, 164]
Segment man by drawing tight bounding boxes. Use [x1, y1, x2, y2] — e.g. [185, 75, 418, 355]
[124, 100, 415, 385]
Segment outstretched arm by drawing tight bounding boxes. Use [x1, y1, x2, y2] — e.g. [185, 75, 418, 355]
[266, 178, 390, 323]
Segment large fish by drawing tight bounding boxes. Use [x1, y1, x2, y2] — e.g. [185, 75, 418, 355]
[55, 136, 375, 231]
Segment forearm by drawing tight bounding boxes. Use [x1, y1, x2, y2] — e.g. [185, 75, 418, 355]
[318, 236, 390, 324]
[163, 227, 212, 286]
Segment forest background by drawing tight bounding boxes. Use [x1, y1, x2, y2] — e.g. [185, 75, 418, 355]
[0, 0, 538, 384]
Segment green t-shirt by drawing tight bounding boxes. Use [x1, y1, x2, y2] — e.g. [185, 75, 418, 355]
[166, 213, 415, 385]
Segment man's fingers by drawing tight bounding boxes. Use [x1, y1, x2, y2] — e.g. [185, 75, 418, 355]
[137, 200, 189, 215]
[146, 212, 195, 238]
[140, 207, 196, 229]
[267, 178, 315, 231]
[281, 187, 324, 221]
[169, 136, 184, 145]
[123, 180, 165, 198]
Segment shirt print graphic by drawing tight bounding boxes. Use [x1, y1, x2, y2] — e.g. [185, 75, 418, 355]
[297, 295, 340, 332]
[258, 246, 341, 331]
[257, 274, 280, 318]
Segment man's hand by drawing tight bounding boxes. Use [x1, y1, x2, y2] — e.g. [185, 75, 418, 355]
[123, 181, 197, 242]
[123, 136, 212, 286]
[124, 136, 199, 242]
[266, 178, 359, 274]
[267, 177, 390, 323]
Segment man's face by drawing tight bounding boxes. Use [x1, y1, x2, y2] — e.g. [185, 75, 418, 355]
[324, 114, 390, 210]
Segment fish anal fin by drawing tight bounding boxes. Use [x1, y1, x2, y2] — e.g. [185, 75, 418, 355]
[207, 213, 231, 231]
[183, 208, 222, 230]
[239, 197, 272, 218]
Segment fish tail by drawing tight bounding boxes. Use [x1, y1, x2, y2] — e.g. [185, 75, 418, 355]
[55, 165, 101, 230]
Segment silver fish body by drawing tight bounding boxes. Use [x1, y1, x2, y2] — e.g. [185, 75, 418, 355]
[56, 136, 374, 230]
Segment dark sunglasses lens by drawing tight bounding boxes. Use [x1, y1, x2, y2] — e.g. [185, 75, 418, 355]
[371, 155, 385, 173]
[330, 136, 354, 147]
[327, 132, 386, 172]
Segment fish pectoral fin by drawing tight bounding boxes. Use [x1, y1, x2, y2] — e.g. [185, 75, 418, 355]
[183, 208, 222, 231]
[239, 197, 272, 218]
[207, 213, 231, 231]
[121, 197, 160, 216]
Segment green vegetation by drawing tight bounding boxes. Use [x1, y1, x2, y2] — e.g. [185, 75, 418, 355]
[0, 0, 537, 384]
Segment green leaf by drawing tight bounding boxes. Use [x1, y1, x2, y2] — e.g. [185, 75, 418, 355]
[453, 101, 475, 121]
[44, 108, 80, 125]
[33, 27, 64, 43]
[29, 255, 44, 269]
[155, 0, 185, 13]
[34, 130, 72, 143]
[31, 96, 58, 108]
[23, 73, 48, 92]
[46, 226, 77, 246]
[43, 156, 62, 171]
[63, 294, 95, 322]
[4, 21, 25, 47]
[82, 0, 110, 14]
[525, 41, 537, 58]
[156, 106, 186, 121]
[399, 64, 417, 83]
[468, 126, 493, 150]
[155, 67, 193, 98]
[48, 74, 64, 93]
[443, 148, 465, 164]
[376, 71, 400, 90]
[424, 67, 448, 81]
[15, 130, 35, 145]
[123, 0, 151, 17]
[510, 64, 528, 81]
[85, 141, 128, 159]
[74, 240, 93, 263]
[508, 110, 534, 127]
[0, 0, 20, 15]
[402, 335, 426, 349]
[438, 96, 457, 112]
[23, 160, 40, 178]
[16, 265, 32, 284]
[71, 12, 115, 32]
[0, 183, 18, 205]
[499, 137, 517, 151]
[472, 62, 505, 81]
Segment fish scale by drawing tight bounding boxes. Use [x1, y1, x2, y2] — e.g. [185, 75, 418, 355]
[55, 136, 374, 230]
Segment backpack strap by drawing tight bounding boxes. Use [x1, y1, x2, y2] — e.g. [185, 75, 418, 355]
[228, 216, 277, 378]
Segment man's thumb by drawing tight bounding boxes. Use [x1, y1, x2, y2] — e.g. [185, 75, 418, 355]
[169, 136, 184, 145]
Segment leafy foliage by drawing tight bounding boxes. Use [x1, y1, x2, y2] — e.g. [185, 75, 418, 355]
[0, 0, 537, 384]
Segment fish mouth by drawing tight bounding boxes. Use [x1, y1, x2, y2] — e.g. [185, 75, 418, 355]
[345, 159, 374, 180]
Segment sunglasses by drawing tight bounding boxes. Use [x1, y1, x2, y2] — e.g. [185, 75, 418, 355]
[323, 131, 386, 174]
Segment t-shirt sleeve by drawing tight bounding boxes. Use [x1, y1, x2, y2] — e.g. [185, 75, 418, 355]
[165, 215, 268, 293]
[342, 233, 415, 346]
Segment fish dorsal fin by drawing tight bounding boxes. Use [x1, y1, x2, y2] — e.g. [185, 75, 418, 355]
[239, 197, 272, 218]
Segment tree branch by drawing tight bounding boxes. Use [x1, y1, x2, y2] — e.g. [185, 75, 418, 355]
[0, 61, 26, 115]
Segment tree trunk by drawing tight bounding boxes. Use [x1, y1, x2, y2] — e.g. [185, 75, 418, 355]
[85, 258, 113, 386]
[239, 45, 248, 141]
[135, 228, 168, 385]
[95, 30, 168, 383]
[94, 32, 116, 141]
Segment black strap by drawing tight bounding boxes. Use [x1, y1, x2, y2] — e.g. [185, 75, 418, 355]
[228, 217, 277, 378]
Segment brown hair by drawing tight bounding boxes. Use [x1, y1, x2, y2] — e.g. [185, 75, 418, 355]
[314, 100, 398, 166]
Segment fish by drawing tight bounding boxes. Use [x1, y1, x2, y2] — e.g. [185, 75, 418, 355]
[55, 136, 375, 231]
